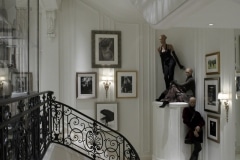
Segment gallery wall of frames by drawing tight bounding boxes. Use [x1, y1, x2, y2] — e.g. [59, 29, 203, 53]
[204, 51, 221, 143]
[75, 30, 138, 130]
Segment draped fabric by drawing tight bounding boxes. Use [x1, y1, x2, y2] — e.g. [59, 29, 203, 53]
[129, 0, 188, 24]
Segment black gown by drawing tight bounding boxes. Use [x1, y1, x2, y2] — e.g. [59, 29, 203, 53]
[159, 44, 176, 89]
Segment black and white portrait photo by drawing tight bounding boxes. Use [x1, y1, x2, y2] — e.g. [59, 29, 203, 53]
[76, 72, 96, 99]
[99, 38, 114, 61]
[236, 76, 240, 92]
[121, 76, 132, 93]
[92, 31, 121, 68]
[80, 76, 92, 94]
[210, 120, 216, 137]
[207, 85, 216, 105]
[116, 71, 137, 98]
[204, 78, 220, 113]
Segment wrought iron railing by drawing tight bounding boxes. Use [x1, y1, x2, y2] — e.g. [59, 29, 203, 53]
[0, 91, 140, 160]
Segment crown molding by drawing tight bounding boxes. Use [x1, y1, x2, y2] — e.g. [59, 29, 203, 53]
[40, 0, 62, 11]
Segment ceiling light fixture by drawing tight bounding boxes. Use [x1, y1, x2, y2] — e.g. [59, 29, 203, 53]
[208, 23, 214, 26]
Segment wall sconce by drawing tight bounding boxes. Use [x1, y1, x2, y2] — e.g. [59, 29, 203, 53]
[218, 92, 230, 122]
[0, 76, 5, 90]
[102, 76, 113, 98]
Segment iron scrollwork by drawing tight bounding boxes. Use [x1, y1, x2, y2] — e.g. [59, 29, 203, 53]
[0, 91, 140, 160]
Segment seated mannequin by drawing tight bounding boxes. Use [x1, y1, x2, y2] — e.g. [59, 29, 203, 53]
[156, 68, 195, 108]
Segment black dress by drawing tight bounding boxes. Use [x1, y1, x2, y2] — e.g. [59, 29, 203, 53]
[182, 106, 205, 160]
[159, 44, 176, 89]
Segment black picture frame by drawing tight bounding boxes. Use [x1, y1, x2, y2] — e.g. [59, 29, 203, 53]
[207, 114, 220, 143]
[91, 30, 121, 68]
[204, 77, 220, 114]
[96, 102, 118, 131]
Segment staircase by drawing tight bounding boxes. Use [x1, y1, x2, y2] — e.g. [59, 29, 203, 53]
[0, 91, 140, 160]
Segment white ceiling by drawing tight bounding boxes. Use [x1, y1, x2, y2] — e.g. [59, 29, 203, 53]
[79, 0, 240, 29]
[79, 0, 146, 23]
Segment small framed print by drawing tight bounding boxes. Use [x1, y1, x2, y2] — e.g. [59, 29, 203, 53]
[96, 103, 118, 131]
[236, 72, 240, 97]
[204, 77, 220, 114]
[207, 115, 220, 143]
[12, 72, 33, 93]
[116, 71, 137, 98]
[91, 30, 121, 68]
[205, 52, 220, 75]
[76, 72, 97, 99]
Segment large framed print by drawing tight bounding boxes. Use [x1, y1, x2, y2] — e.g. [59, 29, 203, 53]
[116, 71, 137, 98]
[205, 52, 220, 75]
[91, 30, 121, 68]
[12, 72, 33, 92]
[204, 77, 220, 113]
[207, 115, 220, 143]
[96, 103, 118, 131]
[76, 72, 97, 99]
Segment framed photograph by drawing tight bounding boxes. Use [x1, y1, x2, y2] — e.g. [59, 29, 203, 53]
[205, 52, 220, 75]
[116, 71, 137, 98]
[76, 72, 97, 99]
[236, 72, 240, 97]
[207, 115, 220, 143]
[96, 103, 118, 131]
[12, 72, 33, 92]
[0, 39, 16, 68]
[204, 77, 220, 113]
[91, 30, 121, 68]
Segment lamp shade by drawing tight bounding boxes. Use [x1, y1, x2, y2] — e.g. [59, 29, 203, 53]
[218, 92, 229, 100]
[0, 76, 6, 81]
[102, 76, 113, 81]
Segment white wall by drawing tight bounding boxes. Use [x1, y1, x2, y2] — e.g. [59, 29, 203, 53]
[39, 9, 60, 99]
[156, 28, 236, 160]
[235, 29, 240, 154]
[40, 0, 155, 159]
[40, 0, 237, 160]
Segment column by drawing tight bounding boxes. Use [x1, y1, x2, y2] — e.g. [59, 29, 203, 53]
[152, 101, 191, 160]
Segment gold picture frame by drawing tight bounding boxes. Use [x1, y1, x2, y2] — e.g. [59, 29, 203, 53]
[116, 71, 137, 98]
[205, 52, 220, 75]
[207, 114, 220, 143]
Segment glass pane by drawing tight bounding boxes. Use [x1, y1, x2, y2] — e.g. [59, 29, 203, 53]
[0, 0, 39, 99]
